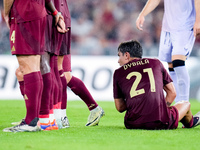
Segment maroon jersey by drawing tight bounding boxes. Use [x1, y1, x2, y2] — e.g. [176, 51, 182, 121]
[59, 0, 71, 55]
[9, 0, 48, 24]
[60, 0, 71, 27]
[113, 58, 173, 129]
[45, 0, 63, 55]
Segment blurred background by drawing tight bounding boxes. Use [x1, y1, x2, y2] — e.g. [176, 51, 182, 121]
[0, 0, 200, 56]
[0, 0, 200, 100]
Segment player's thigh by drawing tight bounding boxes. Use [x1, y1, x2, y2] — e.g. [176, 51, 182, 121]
[173, 101, 191, 121]
[57, 55, 64, 71]
[171, 30, 195, 58]
[17, 55, 41, 74]
[158, 31, 173, 62]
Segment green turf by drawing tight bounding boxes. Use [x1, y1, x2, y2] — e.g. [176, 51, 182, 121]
[0, 100, 200, 150]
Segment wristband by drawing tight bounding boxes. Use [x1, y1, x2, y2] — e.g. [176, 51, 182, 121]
[52, 9, 58, 16]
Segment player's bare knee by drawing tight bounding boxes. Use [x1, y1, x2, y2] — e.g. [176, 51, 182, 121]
[15, 68, 23, 81]
[182, 101, 191, 111]
[185, 101, 191, 109]
[64, 72, 72, 83]
[15, 68, 22, 77]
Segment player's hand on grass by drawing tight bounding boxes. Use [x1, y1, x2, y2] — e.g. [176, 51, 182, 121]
[57, 18, 68, 33]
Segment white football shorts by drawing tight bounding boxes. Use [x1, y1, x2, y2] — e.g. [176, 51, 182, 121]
[158, 30, 195, 62]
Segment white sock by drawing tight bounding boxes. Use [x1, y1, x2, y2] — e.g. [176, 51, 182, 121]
[39, 118, 50, 124]
[169, 70, 180, 103]
[174, 66, 190, 102]
[49, 113, 55, 123]
[61, 109, 66, 119]
[54, 109, 61, 120]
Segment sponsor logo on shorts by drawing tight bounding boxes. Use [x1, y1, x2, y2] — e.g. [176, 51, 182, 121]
[24, 94, 28, 100]
[11, 46, 15, 52]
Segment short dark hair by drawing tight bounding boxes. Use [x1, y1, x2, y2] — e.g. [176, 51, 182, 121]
[118, 40, 143, 58]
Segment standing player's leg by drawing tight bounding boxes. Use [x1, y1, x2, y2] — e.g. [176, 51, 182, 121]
[57, 55, 69, 128]
[171, 30, 195, 102]
[159, 31, 180, 103]
[172, 57, 189, 102]
[50, 55, 63, 129]
[158, 31, 195, 103]
[53, 55, 63, 129]
[49, 55, 59, 129]
[62, 55, 105, 126]
[4, 55, 44, 132]
[19, 55, 43, 125]
[39, 52, 58, 130]
[44, 14, 60, 130]
[3, 18, 45, 132]
[168, 63, 180, 103]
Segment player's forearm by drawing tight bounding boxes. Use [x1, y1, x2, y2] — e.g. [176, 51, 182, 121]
[45, 0, 56, 14]
[163, 83, 176, 106]
[3, 0, 14, 16]
[165, 96, 173, 107]
[114, 98, 127, 113]
[139, 0, 160, 17]
[195, 0, 200, 22]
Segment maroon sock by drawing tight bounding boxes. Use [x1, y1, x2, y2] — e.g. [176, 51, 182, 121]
[50, 55, 59, 109]
[59, 69, 67, 109]
[52, 69, 59, 108]
[24, 72, 43, 124]
[19, 81, 25, 96]
[182, 116, 194, 128]
[39, 73, 52, 116]
[49, 73, 54, 112]
[54, 56, 63, 107]
[68, 76, 98, 111]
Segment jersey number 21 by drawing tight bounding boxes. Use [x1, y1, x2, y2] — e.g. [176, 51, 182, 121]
[126, 68, 156, 98]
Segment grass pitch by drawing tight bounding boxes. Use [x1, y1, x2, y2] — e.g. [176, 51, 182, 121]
[0, 100, 200, 150]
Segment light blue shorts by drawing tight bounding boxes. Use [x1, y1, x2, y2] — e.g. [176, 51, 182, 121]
[158, 30, 195, 62]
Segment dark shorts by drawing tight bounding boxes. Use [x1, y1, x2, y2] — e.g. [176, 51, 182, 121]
[63, 54, 71, 72]
[51, 25, 63, 55]
[59, 28, 71, 56]
[45, 15, 63, 55]
[167, 106, 179, 129]
[10, 17, 46, 55]
[125, 106, 179, 130]
[44, 15, 53, 54]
